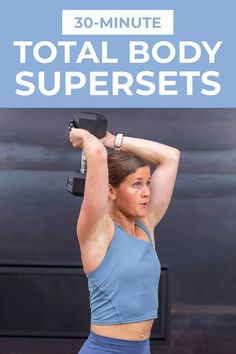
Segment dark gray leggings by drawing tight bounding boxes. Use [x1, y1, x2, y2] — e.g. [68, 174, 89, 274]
[78, 331, 151, 354]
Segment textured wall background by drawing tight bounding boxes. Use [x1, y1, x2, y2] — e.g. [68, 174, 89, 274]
[0, 108, 235, 353]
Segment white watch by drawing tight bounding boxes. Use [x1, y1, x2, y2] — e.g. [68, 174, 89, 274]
[114, 133, 123, 150]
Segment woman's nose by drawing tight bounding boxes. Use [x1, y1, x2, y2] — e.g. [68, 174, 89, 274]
[142, 184, 150, 196]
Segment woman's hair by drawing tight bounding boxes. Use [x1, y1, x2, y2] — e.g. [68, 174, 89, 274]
[107, 151, 149, 188]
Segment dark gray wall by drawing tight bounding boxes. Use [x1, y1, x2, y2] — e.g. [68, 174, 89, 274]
[0, 108, 235, 354]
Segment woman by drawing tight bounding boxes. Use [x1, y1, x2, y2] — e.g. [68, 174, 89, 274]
[69, 127, 180, 354]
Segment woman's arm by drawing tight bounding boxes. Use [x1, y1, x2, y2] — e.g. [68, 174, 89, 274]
[69, 128, 109, 242]
[103, 132, 181, 230]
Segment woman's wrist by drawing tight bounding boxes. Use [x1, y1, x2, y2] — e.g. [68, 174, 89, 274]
[100, 131, 116, 149]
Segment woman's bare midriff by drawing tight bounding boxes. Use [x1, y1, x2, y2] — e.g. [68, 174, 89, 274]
[90, 319, 154, 340]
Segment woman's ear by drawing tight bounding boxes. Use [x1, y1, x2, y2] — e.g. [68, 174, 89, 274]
[108, 184, 117, 200]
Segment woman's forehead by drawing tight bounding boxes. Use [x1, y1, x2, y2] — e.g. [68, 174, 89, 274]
[127, 166, 151, 180]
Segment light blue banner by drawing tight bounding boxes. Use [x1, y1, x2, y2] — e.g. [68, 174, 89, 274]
[0, 0, 235, 107]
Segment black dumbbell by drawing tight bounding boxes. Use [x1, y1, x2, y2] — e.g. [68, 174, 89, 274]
[67, 112, 108, 196]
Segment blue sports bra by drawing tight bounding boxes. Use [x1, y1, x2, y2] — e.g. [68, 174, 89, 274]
[86, 220, 161, 325]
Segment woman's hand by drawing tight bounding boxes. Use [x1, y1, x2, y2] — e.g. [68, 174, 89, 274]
[69, 128, 90, 148]
[100, 131, 115, 149]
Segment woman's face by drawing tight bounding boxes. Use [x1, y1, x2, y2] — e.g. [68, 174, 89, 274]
[114, 166, 151, 218]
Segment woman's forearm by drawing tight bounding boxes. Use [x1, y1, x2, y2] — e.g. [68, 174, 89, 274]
[70, 128, 107, 166]
[120, 136, 180, 165]
[83, 132, 107, 162]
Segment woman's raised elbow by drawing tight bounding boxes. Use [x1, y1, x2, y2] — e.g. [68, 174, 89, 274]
[95, 146, 108, 160]
[170, 148, 181, 161]
[174, 149, 181, 159]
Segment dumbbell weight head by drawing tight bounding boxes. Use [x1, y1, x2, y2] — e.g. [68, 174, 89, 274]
[73, 112, 107, 137]
[66, 171, 85, 197]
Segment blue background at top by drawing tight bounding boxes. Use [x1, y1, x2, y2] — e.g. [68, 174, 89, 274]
[0, 0, 235, 108]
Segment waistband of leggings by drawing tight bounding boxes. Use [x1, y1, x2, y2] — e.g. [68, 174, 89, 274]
[89, 331, 149, 347]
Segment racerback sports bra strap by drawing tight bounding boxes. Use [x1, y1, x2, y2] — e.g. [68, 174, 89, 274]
[135, 220, 153, 245]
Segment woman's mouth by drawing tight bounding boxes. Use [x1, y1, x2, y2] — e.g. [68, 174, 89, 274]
[139, 202, 148, 208]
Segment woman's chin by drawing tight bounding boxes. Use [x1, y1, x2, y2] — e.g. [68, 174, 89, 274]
[137, 208, 148, 217]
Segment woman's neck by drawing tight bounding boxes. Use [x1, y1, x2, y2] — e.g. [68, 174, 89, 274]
[108, 203, 136, 236]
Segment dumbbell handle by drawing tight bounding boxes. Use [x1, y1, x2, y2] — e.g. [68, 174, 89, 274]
[81, 150, 87, 174]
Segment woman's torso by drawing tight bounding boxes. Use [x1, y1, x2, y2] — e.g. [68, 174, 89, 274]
[80, 216, 156, 340]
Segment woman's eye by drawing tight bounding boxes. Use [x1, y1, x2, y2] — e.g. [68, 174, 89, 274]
[134, 182, 142, 187]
